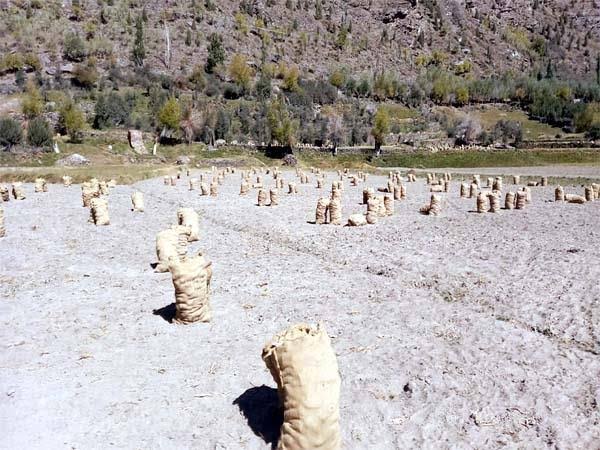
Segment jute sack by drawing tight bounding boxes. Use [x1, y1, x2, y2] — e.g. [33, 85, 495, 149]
[258, 189, 268, 206]
[131, 191, 145, 212]
[89, 198, 110, 225]
[81, 182, 99, 207]
[476, 192, 487, 213]
[329, 197, 341, 225]
[189, 178, 199, 191]
[486, 177, 494, 188]
[270, 189, 279, 206]
[363, 188, 374, 205]
[376, 195, 386, 217]
[154, 225, 191, 273]
[288, 183, 298, 194]
[200, 183, 209, 196]
[469, 183, 478, 198]
[316, 179, 323, 189]
[565, 194, 586, 204]
[170, 176, 177, 186]
[540, 177, 548, 187]
[240, 181, 250, 195]
[99, 181, 109, 196]
[0, 185, 9, 202]
[493, 177, 503, 192]
[420, 194, 441, 216]
[585, 186, 594, 202]
[315, 197, 330, 224]
[515, 191, 527, 209]
[555, 186, 564, 201]
[12, 183, 26, 200]
[513, 175, 520, 185]
[383, 194, 394, 216]
[366, 198, 379, 224]
[177, 207, 200, 241]
[169, 252, 212, 324]
[209, 182, 218, 196]
[487, 192, 500, 213]
[164, 176, 170, 185]
[262, 323, 341, 450]
[523, 186, 532, 203]
[62, 175, 72, 187]
[460, 182, 468, 198]
[0, 205, 5, 237]
[34, 178, 46, 193]
[505, 192, 515, 210]
[430, 184, 444, 193]
[347, 213, 367, 226]
[591, 183, 599, 199]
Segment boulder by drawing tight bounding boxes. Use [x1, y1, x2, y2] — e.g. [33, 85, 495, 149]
[55, 153, 90, 166]
[128, 130, 148, 154]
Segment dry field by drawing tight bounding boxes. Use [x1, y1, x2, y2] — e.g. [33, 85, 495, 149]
[1, 167, 599, 449]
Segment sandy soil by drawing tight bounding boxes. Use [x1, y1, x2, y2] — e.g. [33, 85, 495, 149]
[402, 165, 600, 180]
[1, 169, 599, 449]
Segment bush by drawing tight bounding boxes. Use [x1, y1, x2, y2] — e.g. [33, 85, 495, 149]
[58, 101, 86, 142]
[27, 117, 53, 148]
[586, 123, 600, 140]
[157, 97, 181, 131]
[22, 81, 44, 118]
[0, 117, 23, 149]
[1, 53, 24, 73]
[492, 120, 523, 145]
[73, 60, 99, 89]
[205, 33, 225, 73]
[63, 32, 87, 62]
[94, 92, 132, 129]
[229, 54, 253, 90]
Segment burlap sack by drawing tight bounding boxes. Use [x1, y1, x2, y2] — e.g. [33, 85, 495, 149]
[288, 183, 298, 194]
[430, 184, 444, 193]
[585, 186, 594, 202]
[89, 198, 110, 226]
[0, 205, 5, 237]
[200, 183, 209, 196]
[476, 192, 487, 213]
[177, 207, 200, 241]
[262, 323, 341, 450]
[131, 191, 145, 212]
[493, 177, 503, 192]
[169, 253, 212, 324]
[34, 178, 46, 193]
[565, 194, 586, 204]
[0, 185, 9, 202]
[170, 176, 177, 186]
[164, 176, 170, 185]
[460, 182, 468, 198]
[591, 183, 599, 199]
[421, 194, 441, 216]
[505, 192, 515, 210]
[210, 182, 218, 197]
[12, 183, 25, 200]
[316, 197, 330, 224]
[515, 191, 527, 209]
[258, 189, 268, 206]
[189, 178, 199, 191]
[317, 179, 323, 189]
[555, 186, 564, 201]
[99, 181, 109, 196]
[329, 198, 341, 225]
[523, 186, 532, 203]
[240, 181, 250, 195]
[270, 189, 279, 206]
[513, 175, 520, 185]
[376, 195, 386, 217]
[362, 188, 374, 205]
[62, 175, 72, 187]
[487, 192, 500, 213]
[81, 182, 99, 207]
[393, 185, 401, 200]
[154, 225, 191, 273]
[469, 183, 478, 198]
[347, 213, 367, 226]
[383, 194, 394, 216]
[540, 176, 548, 187]
[486, 177, 493, 188]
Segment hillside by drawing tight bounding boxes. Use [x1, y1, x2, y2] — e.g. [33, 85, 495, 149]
[1, 0, 599, 86]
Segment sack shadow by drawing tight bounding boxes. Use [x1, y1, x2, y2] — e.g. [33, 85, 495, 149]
[153, 303, 176, 323]
[233, 385, 282, 449]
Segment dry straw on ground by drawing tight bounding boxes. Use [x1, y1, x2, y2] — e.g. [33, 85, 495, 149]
[262, 323, 341, 450]
[169, 253, 212, 324]
[89, 198, 109, 226]
[131, 192, 144, 212]
[154, 225, 191, 273]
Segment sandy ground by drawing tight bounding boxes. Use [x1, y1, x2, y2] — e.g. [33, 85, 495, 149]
[401, 165, 600, 180]
[1, 169, 599, 449]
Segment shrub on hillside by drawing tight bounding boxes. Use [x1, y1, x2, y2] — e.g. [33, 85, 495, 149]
[27, 117, 53, 148]
[0, 117, 23, 149]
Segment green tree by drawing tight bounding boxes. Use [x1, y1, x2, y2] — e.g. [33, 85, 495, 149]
[157, 97, 182, 131]
[229, 54, 253, 90]
[267, 97, 297, 147]
[59, 101, 86, 143]
[21, 81, 44, 119]
[255, 70, 272, 100]
[132, 16, 146, 67]
[27, 117, 53, 148]
[371, 108, 389, 153]
[205, 33, 225, 73]
[0, 117, 23, 149]
[63, 32, 87, 62]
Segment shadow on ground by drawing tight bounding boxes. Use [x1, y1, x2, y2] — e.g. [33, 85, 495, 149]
[233, 385, 283, 449]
